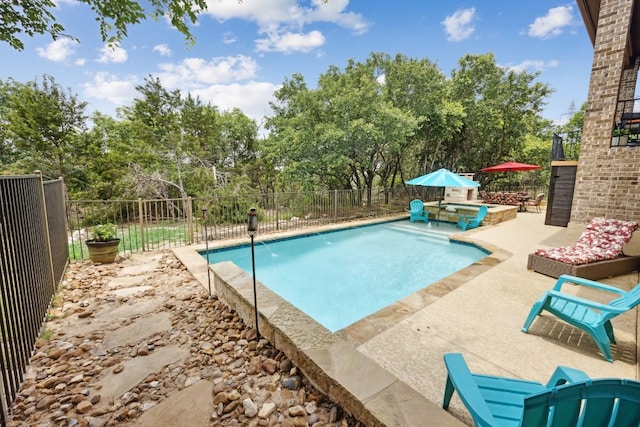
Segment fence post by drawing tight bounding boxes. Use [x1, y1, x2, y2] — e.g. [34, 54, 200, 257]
[186, 197, 193, 245]
[138, 198, 146, 252]
[35, 171, 57, 293]
[275, 193, 279, 231]
[334, 189, 338, 220]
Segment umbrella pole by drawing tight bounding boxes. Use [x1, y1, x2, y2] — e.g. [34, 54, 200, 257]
[436, 187, 443, 226]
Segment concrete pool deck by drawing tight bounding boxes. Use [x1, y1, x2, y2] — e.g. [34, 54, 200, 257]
[173, 211, 639, 426]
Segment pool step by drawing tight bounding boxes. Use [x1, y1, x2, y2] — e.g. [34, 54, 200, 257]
[387, 223, 454, 241]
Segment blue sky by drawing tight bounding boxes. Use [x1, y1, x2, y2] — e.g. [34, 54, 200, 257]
[1, 1, 596, 132]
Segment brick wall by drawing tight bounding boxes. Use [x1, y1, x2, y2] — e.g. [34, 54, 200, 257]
[572, 0, 640, 225]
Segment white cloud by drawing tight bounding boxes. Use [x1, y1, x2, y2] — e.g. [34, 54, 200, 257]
[203, 0, 369, 53]
[223, 32, 237, 44]
[97, 45, 128, 64]
[528, 5, 573, 39]
[156, 55, 259, 87]
[204, 0, 297, 22]
[52, 0, 80, 6]
[506, 59, 560, 73]
[36, 38, 78, 62]
[152, 44, 172, 56]
[442, 8, 476, 42]
[79, 54, 271, 125]
[305, 0, 369, 35]
[81, 72, 138, 105]
[256, 30, 325, 53]
[190, 81, 280, 125]
[205, 0, 368, 29]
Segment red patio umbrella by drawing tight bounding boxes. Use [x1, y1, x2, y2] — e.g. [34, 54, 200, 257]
[480, 161, 541, 173]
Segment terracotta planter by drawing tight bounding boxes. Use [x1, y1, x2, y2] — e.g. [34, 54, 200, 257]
[86, 239, 121, 263]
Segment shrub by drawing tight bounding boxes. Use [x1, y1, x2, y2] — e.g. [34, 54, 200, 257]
[91, 223, 118, 241]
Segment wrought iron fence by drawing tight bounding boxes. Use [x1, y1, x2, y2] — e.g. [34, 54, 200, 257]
[66, 198, 195, 259]
[0, 174, 68, 425]
[0, 175, 534, 424]
[67, 187, 416, 259]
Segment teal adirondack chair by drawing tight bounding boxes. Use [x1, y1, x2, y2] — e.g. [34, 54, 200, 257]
[522, 274, 640, 362]
[442, 353, 640, 427]
[456, 205, 488, 231]
[408, 199, 428, 223]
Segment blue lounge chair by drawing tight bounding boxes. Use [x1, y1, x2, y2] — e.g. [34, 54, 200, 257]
[408, 199, 428, 223]
[522, 274, 640, 362]
[456, 205, 488, 231]
[442, 352, 640, 427]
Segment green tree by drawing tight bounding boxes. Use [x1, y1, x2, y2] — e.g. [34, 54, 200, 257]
[548, 102, 584, 162]
[368, 52, 462, 185]
[123, 77, 199, 198]
[121, 76, 259, 198]
[2, 75, 88, 187]
[265, 55, 419, 200]
[219, 108, 259, 168]
[450, 53, 553, 185]
[79, 112, 137, 199]
[0, 79, 17, 170]
[264, 73, 322, 191]
[1, 0, 207, 50]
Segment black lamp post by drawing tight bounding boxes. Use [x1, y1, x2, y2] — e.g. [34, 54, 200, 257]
[247, 207, 260, 341]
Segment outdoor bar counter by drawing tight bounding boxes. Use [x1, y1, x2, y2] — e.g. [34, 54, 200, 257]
[422, 201, 517, 226]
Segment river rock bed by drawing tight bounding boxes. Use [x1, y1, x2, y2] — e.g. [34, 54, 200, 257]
[7, 251, 359, 427]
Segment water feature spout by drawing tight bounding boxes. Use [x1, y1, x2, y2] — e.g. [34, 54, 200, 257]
[259, 241, 278, 257]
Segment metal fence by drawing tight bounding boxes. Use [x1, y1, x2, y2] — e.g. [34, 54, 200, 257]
[0, 174, 68, 425]
[67, 187, 416, 259]
[0, 174, 541, 424]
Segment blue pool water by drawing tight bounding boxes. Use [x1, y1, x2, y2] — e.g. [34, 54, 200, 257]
[203, 221, 487, 332]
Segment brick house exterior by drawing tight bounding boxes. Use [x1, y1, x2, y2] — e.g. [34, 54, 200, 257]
[573, 0, 640, 228]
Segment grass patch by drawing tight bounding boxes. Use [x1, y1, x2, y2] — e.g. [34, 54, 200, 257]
[69, 223, 192, 260]
[39, 328, 53, 340]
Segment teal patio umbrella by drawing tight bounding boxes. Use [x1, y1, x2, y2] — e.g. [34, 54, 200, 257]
[406, 168, 480, 225]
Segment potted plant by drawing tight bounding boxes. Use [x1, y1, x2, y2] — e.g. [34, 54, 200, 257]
[86, 223, 121, 263]
[612, 128, 629, 146]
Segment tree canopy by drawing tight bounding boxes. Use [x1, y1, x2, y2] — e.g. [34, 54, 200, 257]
[0, 51, 580, 200]
[266, 52, 554, 194]
[1, 0, 207, 50]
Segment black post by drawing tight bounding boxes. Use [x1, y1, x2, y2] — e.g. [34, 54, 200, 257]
[202, 208, 211, 297]
[247, 208, 260, 341]
[551, 134, 566, 161]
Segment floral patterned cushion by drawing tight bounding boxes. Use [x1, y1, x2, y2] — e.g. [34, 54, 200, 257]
[534, 217, 638, 265]
[488, 192, 503, 204]
[502, 192, 519, 205]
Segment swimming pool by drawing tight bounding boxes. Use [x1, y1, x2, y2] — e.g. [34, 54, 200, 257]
[202, 221, 488, 332]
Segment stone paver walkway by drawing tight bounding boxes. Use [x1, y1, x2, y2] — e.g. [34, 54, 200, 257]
[8, 252, 357, 426]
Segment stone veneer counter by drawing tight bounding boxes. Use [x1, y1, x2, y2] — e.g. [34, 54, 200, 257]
[422, 201, 517, 226]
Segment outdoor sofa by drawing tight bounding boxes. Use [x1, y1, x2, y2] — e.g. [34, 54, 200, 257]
[527, 217, 640, 280]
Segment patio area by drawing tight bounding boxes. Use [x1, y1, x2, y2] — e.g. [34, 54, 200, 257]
[175, 209, 639, 426]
